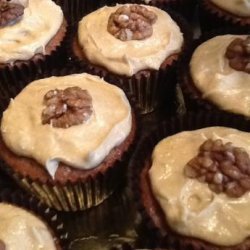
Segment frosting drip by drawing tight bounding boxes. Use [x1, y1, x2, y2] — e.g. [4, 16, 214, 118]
[210, 0, 250, 17]
[0, 203, 56, 250]
[0, 0, 63, 63]
[78, 4, 183, 76]
[1, 73, 132, 177]
[190, 35, 250, 117]
[149, 127, 250, 246]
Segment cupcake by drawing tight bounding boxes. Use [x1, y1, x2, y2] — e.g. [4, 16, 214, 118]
[0, 72, 136, 211]
[180, 33, 250, 117]
[199, 0, 250, 32]
[0, 189, 68, 249]
[130, 113, 250, 250]
[71, 4, 189, 113]
[0, 0, 67, 69]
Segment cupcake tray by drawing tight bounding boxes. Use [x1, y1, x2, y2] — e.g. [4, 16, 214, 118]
[0, 0, 198, 249]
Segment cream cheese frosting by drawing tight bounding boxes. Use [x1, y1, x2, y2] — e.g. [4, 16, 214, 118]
[190, 35, 250, 117]
[0, 203, 56, 250]
[0, 0, 63, 64]
[210, 0, 250, 17]
[77, 4, 183, 76]
[1, 73, 132, 177]
[149, 127, 250, 246]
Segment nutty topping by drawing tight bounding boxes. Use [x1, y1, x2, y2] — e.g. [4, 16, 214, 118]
[0, 0, 24, 27]
[225, 36, 250, 74]
[0, 239, 5, 250]
[184, 139, 250, 198]
[41, 87, 93, 128]
[107, 5, 157, 41]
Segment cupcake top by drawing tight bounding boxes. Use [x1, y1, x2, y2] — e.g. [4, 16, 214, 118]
[210, 0, 250, 17]
[77, 4, 183, 76]
[1, 73, 132, 177]
[190, 34, 250, 117]
[149, 126, 250, 246]
[0, 203, 56, 250]
[0, 0, 63, 64]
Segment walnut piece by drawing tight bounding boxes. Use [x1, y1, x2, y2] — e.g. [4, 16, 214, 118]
[41, 87, 93, 128]
[0, 0, 24, 27]
[0, 239, 5, 250]
[107, 4, 157, 41]
[225, 36, 250, 74]
[184, 139, 250, 198]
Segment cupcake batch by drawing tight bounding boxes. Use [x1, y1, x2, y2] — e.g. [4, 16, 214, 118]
[0, 0, 249, 249]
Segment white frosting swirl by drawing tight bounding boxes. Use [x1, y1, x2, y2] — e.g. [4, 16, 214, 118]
[0, 203, 56, 250]
[190, 35, 250, 117]
[210, 0, 250, 17]
[0, 0, 63, 64]
[1, 73, 132, 177]
[149, 127, 250, 246]
[78, 4, 183, 76]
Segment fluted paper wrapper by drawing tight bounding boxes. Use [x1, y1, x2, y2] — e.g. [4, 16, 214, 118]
[0, 64, 139, 211]
[129, 112, 250, 250]
[0, 189, 68, 249]
[199, 0, 250, 33]
[67, 8, 192, 114]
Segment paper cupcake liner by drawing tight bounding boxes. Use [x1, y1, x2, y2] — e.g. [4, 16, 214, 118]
[178, 27, 250, 117]
[0, 64, 139, 211]
[199, 0, 250, 33]
[129, 112, 250, 250]
[0, 188, 68, 249]
[67, 8, 192, 114]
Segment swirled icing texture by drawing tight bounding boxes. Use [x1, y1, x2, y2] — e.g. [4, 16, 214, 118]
[77, 4, 183, 76]
[210, 0, 250, 17]
[149, 127, 250, 246]
[0, 203, 56, 250]
[190, 35, 250, 117]
[0, 0, 63, 64]
[1, 73, 132, 178]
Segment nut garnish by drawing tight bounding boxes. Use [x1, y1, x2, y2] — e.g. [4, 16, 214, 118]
[0, 0, 24, 27]
[0, 239, 5, 250]
[225, 36, 250, 74]
[107, 4, 157, 41]
[184, 139, 250, 198]
[41, 87, 93, 128]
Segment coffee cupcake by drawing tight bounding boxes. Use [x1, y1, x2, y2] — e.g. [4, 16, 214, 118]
[130, 112, 250, 250]
[0, 72, 136, 211]
[71, 4, 190, 113]
[180, 33, 250, 117]
[0, 0, 67, 69]
[199, 0, 250, 32]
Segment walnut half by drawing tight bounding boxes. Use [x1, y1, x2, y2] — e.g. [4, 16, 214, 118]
[0, 0, 24, 27]
[107, 5, 157, 41]
[41, 87, 93, 129]
[184, 139, 250, 198]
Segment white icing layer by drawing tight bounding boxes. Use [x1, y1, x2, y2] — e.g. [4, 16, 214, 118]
[78, 4, 183, 76]
[190, 35, 250, 117]
[210, 0, 250, 17]
[0, 203, 56, 250]
[1, 73, 132, 176]
[0, 0, 63, 64]
[149, 127, 250, 246]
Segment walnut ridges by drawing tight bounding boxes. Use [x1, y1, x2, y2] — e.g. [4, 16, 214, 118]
[107, 5, 157, 41]
[0, 0, 24, 27]
[184, 139, 250, 198]
[41, 87, 93, 128]
[225, 36, 250, 74]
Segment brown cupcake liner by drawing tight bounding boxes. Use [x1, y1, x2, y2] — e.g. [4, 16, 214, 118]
[129, 111, 250, 250]
[0, 64, 140, 211]
[67, 8, 192, 114]
[178, 27, 250, 117]
[0, 188, 68, 249]
[199, 0, 250, 33]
